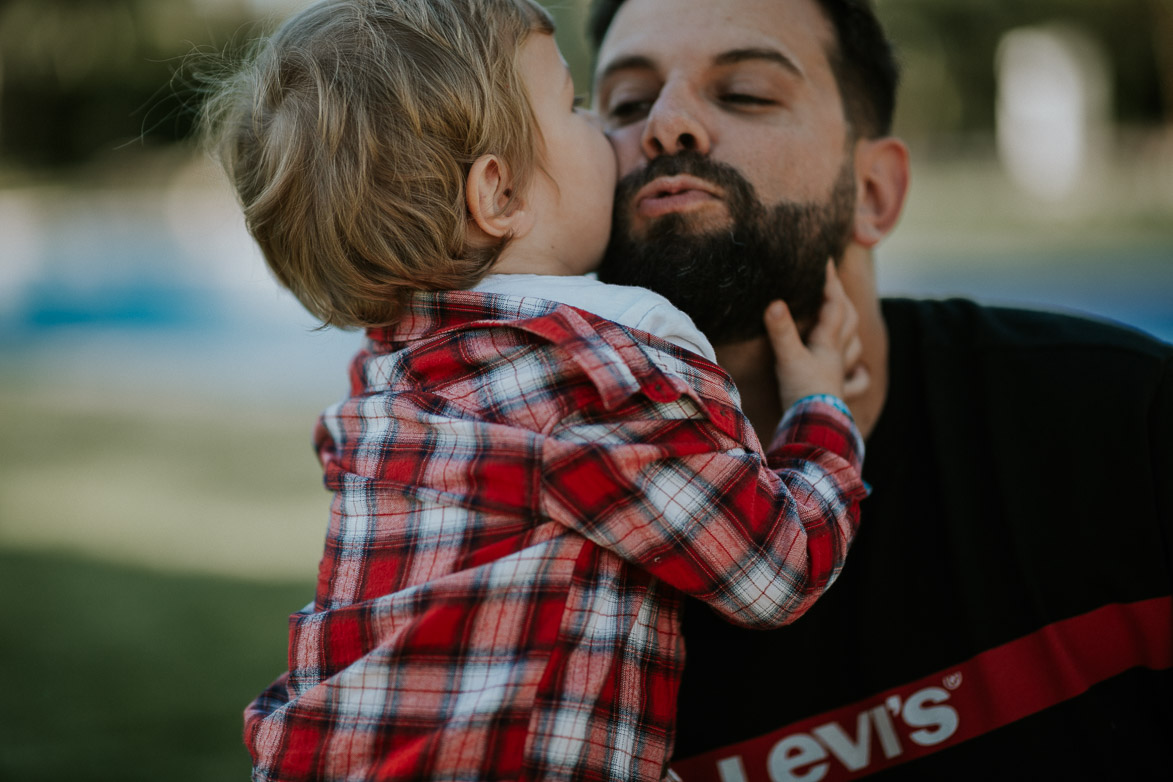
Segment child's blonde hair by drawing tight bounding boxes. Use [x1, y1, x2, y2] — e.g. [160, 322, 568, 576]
[203, 0, 555, 328]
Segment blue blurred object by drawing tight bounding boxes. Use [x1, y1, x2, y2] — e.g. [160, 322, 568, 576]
[16, 280, 215, 330]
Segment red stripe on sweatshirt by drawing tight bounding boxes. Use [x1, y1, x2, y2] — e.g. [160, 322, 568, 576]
[673, 596, 1173, 782]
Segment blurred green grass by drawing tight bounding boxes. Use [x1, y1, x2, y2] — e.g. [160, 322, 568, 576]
[0, 375, 331, 579]
[0, 375, 325, 779]
[0, 548, 311, 782]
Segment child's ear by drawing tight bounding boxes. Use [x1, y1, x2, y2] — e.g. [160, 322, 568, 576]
[466, 154, 534, 240]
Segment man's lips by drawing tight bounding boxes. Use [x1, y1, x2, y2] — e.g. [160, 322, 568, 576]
[633, 175, 723, 220]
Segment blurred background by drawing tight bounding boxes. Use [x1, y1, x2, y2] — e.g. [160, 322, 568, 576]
[1, 0, 1170, 779]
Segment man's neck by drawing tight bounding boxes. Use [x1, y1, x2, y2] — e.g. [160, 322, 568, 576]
[714, 249, 890, 443]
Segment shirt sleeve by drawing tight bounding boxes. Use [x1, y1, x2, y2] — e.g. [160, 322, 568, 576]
[538, 393, 866, 629]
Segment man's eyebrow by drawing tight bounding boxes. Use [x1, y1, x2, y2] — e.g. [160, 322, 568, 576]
[595, 49, 803, 87]
[595, 54, 657, 86]
[713, 47, 803, 77]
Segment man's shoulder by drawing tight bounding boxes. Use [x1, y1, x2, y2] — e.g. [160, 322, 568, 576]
[882, 296, 1172, 363]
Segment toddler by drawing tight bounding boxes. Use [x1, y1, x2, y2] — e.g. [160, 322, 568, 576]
[204, 0, 868, 779]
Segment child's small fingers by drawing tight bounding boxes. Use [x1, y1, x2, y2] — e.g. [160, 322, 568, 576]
[844, 334, 863, 368]
[764, 300, 804, 359]
[823, 259, 845, 297]
[820, 262, 860, 348]
[809, 263, 848, 347]
[843, 364, 871, 398]
[825, 261, 851, 315]
[838, 296, 859, 346]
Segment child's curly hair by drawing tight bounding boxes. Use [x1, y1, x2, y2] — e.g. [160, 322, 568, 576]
[203, 0, 555, 328]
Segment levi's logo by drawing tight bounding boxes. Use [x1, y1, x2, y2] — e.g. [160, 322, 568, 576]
[671, 597, 1173, 782]
[712, 679, 962, 782]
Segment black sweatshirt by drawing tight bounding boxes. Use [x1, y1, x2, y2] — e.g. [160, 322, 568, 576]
[672, 297, 1173, 781]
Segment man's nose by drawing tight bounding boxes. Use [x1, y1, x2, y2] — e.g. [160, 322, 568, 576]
[640, 84, 712, 159]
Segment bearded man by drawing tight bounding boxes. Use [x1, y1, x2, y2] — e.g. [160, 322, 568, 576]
[591, 0, 1173, 778]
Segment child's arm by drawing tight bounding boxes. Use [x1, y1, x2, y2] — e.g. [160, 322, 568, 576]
[540, 395, 863, 630]
[538, 277, 867, 629]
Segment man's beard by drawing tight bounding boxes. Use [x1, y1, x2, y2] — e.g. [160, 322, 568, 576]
[597, 151, 856, 346]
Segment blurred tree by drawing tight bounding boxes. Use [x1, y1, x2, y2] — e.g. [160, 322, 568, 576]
[0, 0, 250, 169]
[0, 0, 1167, 171]
[880, 0, 1167, 146]
[1152, 0, 1173, 122]
[0, 0, 592, 171]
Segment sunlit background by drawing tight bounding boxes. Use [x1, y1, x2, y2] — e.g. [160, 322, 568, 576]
[1, 0, 1170, 779]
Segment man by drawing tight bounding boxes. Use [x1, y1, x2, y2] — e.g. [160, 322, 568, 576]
[590, 0, 1172, 779]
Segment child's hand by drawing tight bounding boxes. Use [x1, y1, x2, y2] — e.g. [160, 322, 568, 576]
[764, 260, 870, 411]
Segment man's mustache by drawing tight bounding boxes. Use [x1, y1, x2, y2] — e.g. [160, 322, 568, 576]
[614, 151, 758, 208]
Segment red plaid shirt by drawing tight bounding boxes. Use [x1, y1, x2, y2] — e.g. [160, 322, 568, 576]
[245, 290, 866, 781]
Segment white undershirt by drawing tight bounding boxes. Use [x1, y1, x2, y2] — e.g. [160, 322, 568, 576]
[471, 274, 716, 362]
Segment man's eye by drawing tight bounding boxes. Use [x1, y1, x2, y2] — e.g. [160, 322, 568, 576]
[606, 99, 653, 125]
[721, 93, 775, 107]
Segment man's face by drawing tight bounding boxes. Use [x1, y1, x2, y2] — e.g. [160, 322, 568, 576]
[593, 0, 858, 342]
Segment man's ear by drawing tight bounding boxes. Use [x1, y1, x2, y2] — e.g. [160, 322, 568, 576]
[466, 154, 533, 240]
[851, 136, 910, 248]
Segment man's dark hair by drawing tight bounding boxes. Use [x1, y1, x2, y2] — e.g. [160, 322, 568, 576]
[588, 0, 899, 138]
